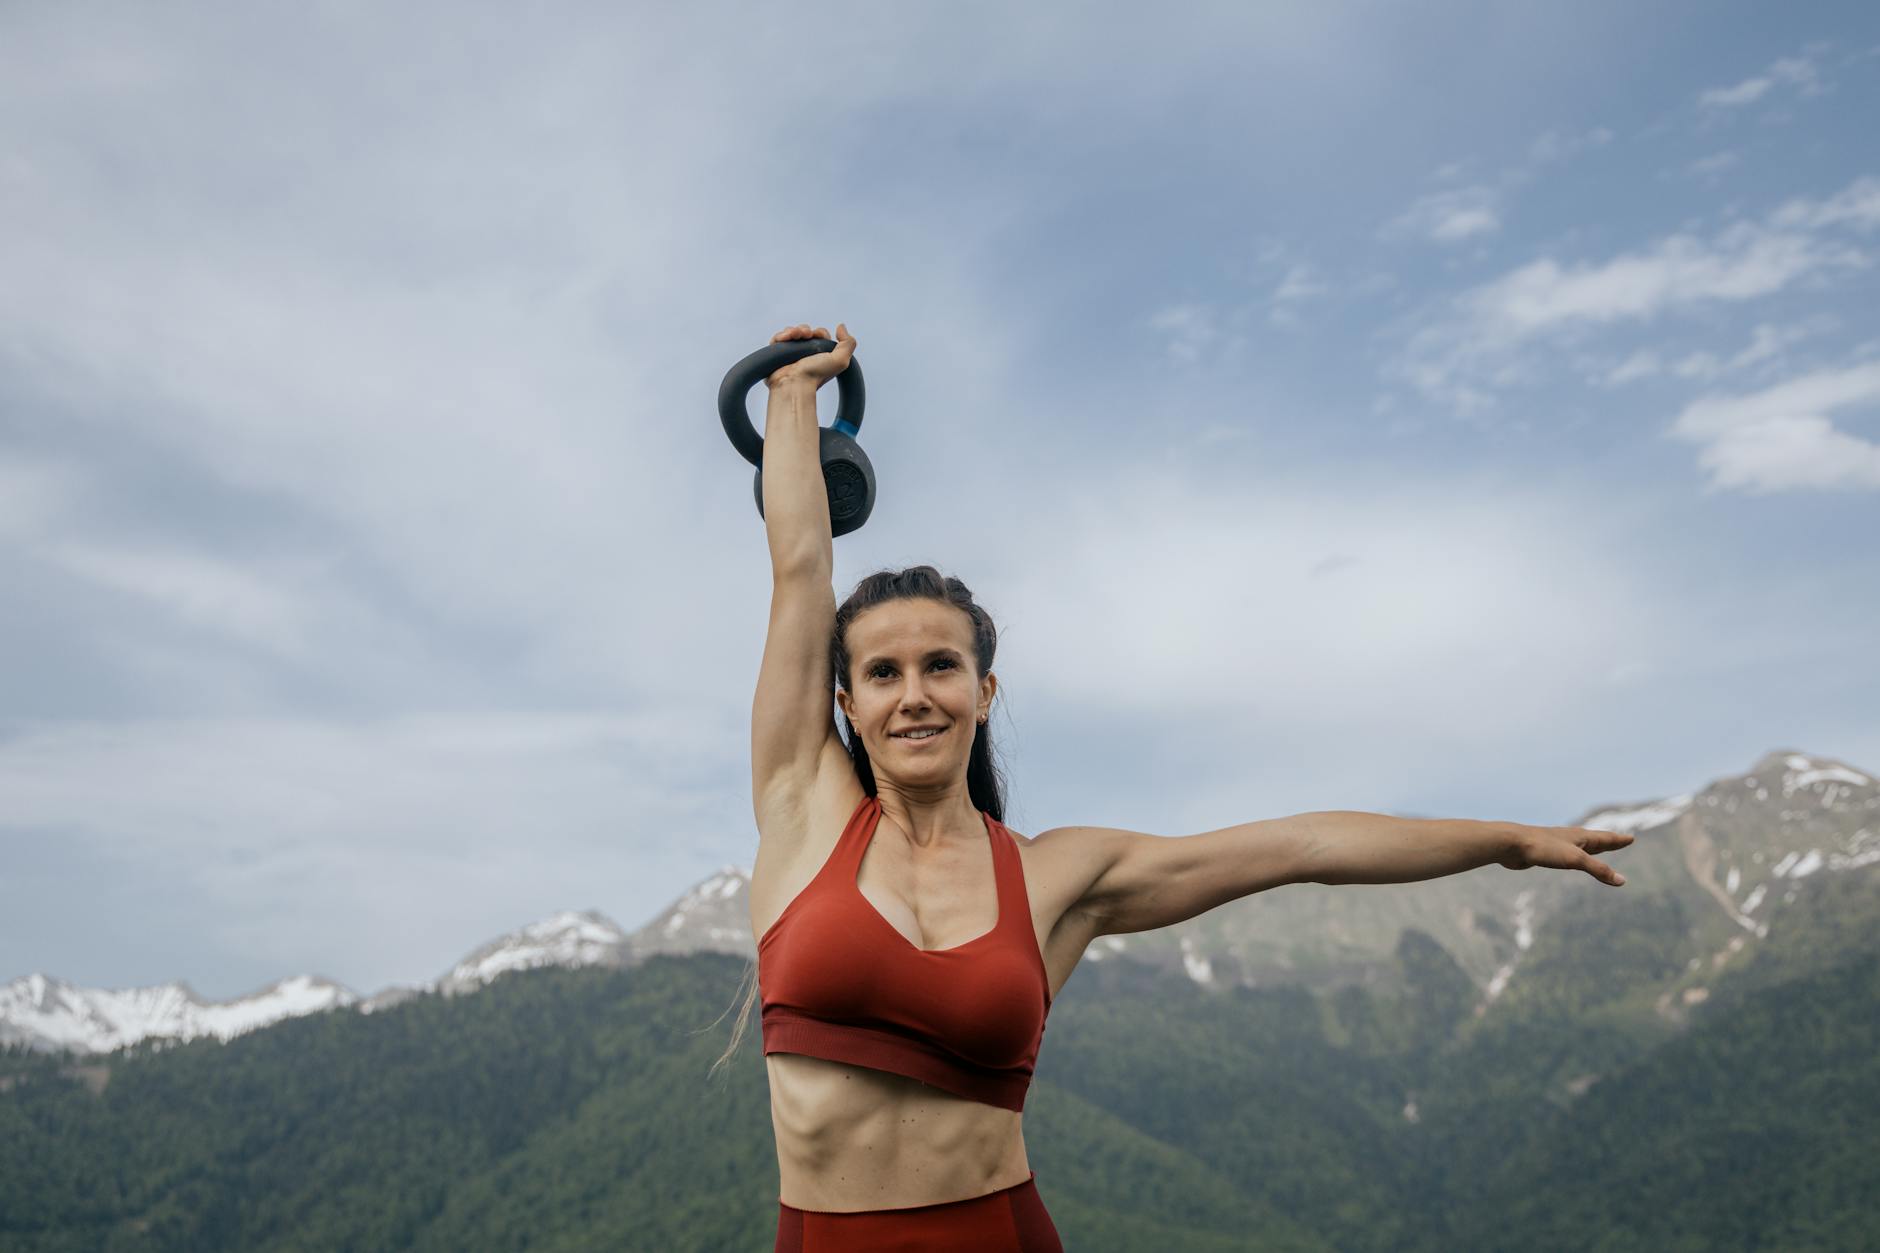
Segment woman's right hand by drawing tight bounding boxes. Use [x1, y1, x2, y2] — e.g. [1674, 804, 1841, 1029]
[765, 322, 856, 390]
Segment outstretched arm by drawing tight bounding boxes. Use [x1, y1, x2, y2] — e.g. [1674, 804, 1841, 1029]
[1301, 811, 1631, 887]
[1054, 812, 1633, 936]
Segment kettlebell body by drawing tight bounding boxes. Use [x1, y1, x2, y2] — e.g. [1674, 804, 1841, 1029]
[717, 338, 874, 537]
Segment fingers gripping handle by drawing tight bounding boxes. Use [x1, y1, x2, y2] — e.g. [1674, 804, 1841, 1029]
[717, 339, 867, 463]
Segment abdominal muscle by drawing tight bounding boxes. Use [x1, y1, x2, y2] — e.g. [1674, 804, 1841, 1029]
[767, 1051, 1032, 1210]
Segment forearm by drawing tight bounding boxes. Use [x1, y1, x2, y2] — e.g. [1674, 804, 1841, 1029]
[1302, 811, 1517, 886]
[762, 381, 834, 577]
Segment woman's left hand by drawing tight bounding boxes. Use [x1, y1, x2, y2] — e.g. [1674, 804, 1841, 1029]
[1497, 824, 1635, 886]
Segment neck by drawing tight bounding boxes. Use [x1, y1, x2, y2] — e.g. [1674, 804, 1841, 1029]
[875, 781, 981, 849]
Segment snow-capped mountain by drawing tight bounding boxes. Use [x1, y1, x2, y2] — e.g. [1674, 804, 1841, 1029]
[435, 909, 632, 998]
[6, 748, 1873, 1057]
[2, 910, 637, 1056]
[1597, 748, 1880, 937]
[0, 973, 356, 1056]
[622, 866, 755, 961]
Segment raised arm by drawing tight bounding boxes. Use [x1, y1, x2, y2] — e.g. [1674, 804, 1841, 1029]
[750, 325, 854, 823]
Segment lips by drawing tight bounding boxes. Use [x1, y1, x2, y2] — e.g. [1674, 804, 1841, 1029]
[892, 726, 947, 744]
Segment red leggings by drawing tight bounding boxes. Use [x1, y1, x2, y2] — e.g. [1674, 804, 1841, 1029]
[775, 1171, 1062, 1252]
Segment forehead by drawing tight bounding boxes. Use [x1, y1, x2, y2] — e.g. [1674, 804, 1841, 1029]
[849, 599, 973, 654]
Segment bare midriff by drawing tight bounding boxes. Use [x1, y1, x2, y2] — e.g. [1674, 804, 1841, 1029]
[767, 1052, 1032, 1211]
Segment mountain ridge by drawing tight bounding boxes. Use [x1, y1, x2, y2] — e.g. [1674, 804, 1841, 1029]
[5, 746, 1872, 1057]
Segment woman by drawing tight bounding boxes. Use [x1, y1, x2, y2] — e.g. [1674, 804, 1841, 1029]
[717, 321, 1634, 1252]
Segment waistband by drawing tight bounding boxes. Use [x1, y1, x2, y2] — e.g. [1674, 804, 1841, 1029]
[778, 1170, 1037, 1215]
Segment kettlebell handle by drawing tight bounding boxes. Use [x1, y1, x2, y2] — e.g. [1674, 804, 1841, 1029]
[718, 338, 875, 536]
[718, 339, 866, 463]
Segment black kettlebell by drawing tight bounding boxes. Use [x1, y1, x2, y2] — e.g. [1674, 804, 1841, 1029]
[718, 338, 874, 537]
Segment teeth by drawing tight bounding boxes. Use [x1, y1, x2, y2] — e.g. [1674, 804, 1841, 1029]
[897, 728, 942, 739]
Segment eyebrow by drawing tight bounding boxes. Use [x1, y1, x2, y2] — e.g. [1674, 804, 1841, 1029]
[858, 647, 966, 671]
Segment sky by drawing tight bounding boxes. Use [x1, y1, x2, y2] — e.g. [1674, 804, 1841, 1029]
[3, 1, 1878, 1002]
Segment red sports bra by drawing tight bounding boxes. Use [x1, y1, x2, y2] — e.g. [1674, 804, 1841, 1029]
[757, 793, 1053, 1112]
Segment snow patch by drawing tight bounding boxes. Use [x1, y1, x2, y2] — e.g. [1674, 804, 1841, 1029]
[1771, 849, 1823, 879]
[1779, 755, 1871, 791]
[1513, 889, 1536, 951]
[1179, 935, 1214, 985]
[1579, 793, 1694, 834]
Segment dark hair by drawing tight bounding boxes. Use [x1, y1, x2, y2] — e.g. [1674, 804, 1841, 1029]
[702, 565, 1008, 1083]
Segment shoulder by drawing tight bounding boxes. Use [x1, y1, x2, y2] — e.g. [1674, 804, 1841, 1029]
[996, 818, 1101, 862]
[1007, 822, 1136, 914]
[1022, 822, 1134, 859]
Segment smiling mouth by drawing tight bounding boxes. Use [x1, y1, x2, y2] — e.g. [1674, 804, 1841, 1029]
[893, 727, 947, 745]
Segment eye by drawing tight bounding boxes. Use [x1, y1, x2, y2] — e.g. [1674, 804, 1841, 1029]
[870, 658, 957, 679]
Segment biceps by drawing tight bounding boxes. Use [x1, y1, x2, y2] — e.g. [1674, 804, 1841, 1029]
[1084, 821, 1310, 935]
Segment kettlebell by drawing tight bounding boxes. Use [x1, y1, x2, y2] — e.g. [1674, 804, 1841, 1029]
[718, 337, 874, 537]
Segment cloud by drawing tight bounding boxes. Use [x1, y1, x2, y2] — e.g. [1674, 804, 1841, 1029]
[1670, 360, 1880, 494]
[44, 540, 315, 657]
[0, 454, 82, 540]
[1272, 263, 1328, 304]
[0, 711, 739, 989]
[1697, 52, 1825, 109]
[1148, 303, 1238, 364]
[1729, 319, 1833, 371]
[1670, 351, 1723, 382]
[1002, 471, 1642, 710]
[1771, 176, 1880, 232]
[1684, 151, 1740, 179]
[1386, 174, 1875, 420]
[1602, 350, 1662, 385]
[1595, 320, 1834, 390]
[1461, 220, 1854, 334]
[1382, 184, 1502, 244]
[1527, 126, 1614, 166]
[1383, 128, 1611, 249]
[1151, 252, 1332, 346]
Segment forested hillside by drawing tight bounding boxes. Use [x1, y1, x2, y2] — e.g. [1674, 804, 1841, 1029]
[2, 870, 1876, 1251]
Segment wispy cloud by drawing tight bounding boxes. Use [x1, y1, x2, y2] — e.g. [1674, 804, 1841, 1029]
[1608, 322, 1836, 389]
[1382, 128, 1613, 248]
[1684, 151, 1741, 180]
[1382, 184, 1503, 244]
[1771, 176, 1880, 232]
[1461, 220, 1854, 334]
[1697, 51, 1826, 109]
[1148, 303, 1241, 364]
[0, 712, 735, 983]
[1671, 360, 1880, 493]
[1386, 174, 1875, 434]
[1527, 126, 1615, 166]
[1267, 263, 1331, 328]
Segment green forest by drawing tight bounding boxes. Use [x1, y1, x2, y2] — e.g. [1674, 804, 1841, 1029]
[3, 872, 1877, 1251]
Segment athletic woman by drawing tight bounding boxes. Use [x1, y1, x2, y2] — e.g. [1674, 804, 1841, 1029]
[721, 321, 1635, 1252]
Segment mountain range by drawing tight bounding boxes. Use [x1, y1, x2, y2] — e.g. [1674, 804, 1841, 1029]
[5, 746, 1873, 1059]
